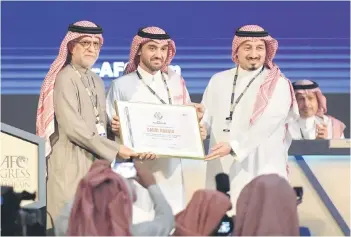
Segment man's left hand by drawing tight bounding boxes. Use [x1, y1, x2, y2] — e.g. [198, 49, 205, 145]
[205, 142, 232, 161]
[199, 124, 207, 140]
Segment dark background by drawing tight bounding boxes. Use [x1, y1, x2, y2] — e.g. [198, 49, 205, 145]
[1, 1, 350, 137]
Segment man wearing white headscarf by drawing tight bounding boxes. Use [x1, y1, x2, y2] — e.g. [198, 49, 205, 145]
[201, 25, 299, 214]
[288, 80, 346, 139]
[106, 26, 207, 224]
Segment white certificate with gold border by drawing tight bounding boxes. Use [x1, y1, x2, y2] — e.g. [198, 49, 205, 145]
[115, 100, 205, 160]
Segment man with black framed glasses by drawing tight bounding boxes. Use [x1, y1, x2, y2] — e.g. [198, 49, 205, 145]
[72, 39, 102, 51]
[36, 21, 148, 228]
[200, 25, 299, 215]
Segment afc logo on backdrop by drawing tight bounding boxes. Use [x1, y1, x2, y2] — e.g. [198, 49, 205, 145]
[0, 155, 31, 189]
[92, 61, 182, 78]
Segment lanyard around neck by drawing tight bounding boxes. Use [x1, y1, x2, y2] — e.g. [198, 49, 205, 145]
[136, 70, 172, 105]
[70, 64, 101, 123]
[222, 66, 265, 132]
[226, 66, 265, 121]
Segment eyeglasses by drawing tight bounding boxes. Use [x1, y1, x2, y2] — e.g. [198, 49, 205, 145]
[74, 40, 102, 50]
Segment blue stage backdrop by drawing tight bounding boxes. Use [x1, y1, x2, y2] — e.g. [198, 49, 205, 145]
[1, 1, 350, 95]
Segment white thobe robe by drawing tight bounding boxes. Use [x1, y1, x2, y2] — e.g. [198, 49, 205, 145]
[288, 115, 345, 139]
[106, 66, 197, 224]
[201, 66, 294, 215]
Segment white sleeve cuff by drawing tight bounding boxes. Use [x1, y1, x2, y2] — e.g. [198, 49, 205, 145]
[230, 140, 248, 162]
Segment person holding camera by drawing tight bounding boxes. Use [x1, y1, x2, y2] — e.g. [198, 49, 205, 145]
[55, 159, 174, 236]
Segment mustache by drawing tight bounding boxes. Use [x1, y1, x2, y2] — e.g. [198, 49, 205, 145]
[246, 57, 261, 60]
[150, 57, 163, 61]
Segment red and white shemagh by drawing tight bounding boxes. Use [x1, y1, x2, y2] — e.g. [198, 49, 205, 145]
[123, 26, 176, 75]
[232, 25, 299, 125]
[123, 26, 188, 104]
[36, 21, 104, 157]
[293, 79, 327, 116]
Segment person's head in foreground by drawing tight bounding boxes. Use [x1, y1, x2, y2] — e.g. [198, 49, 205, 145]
[173, 189, 232, 236]
[66, 159, 135, 236]
[234, 174, 300, 236]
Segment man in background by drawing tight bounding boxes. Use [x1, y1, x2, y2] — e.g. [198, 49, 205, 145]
[289, 79, 346, 139]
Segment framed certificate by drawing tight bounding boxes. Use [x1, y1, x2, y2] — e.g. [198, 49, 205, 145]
[114, 100, 205, 160]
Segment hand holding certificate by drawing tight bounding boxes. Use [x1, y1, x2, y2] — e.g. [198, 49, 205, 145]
[114, 100, 205, 159]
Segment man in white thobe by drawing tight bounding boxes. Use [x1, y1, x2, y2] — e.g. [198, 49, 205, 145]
[106, 26, 207, 224]
[201, 25, 300, 214]
[288, 80, 346, 139]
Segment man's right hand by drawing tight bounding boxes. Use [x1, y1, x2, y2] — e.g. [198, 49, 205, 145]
[111, 115, 120, 136]
[118, 145, 138, 159]
[133, 159, 156, 188]
[187, 102, 205, 121]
